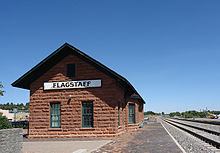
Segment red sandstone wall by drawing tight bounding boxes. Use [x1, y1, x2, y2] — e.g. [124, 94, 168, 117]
[114, 83, 126, 134]
[115, 83, 144, 133]
[126, 99, 142, 132]
[29, 54, 119, 138]
[29, 53, 144, 138]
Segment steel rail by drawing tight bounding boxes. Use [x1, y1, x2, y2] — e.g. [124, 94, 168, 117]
[163, 119, 220, 149]
[172, 118, 220, 126]
[167, 118, 220, 136]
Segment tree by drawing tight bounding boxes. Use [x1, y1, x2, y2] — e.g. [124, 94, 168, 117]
[169, 112, 181, 117]
[0, 102, 29, 111]
[25, 102, 29, 110]
[0, 82, 5, 96]
[0, 116, 12, 129]
[144, 111, 156, 115]
[144, 111, 161, 115]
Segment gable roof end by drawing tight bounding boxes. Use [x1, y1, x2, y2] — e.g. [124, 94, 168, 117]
[11, 43, 145, 104]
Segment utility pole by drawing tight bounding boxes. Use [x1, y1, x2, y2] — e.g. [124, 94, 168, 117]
[13, 108, 17, 121]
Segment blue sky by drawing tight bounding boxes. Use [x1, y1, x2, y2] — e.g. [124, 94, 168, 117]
[0, 0, 220, 113]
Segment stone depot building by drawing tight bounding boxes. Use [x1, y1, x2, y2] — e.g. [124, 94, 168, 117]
[12, 43, 145, 138]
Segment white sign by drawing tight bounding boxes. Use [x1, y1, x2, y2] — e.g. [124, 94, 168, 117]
[44, 80, 101, 90]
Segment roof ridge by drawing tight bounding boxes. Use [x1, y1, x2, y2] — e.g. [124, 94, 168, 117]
[12, 43, 145, 103]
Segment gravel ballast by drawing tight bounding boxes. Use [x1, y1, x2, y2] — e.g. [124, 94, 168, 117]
[169, 118, 220, 133]
[159, 118, 216, 153]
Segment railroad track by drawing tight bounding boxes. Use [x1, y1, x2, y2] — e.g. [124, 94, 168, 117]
[163, 118, 220, 151]
[172, 118, 220, 126]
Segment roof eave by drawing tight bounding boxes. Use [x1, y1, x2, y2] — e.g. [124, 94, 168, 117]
[11, 43, 146, 104]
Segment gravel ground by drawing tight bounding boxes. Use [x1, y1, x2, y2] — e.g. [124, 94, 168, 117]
[159, 118, 216, 153]
[191, 118, 220, 122]
[166, 119, 220, 144]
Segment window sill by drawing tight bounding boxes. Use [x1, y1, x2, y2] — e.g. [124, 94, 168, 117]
[79, 128, 95, 131]
[128, 123, 137, 125]
[48, 128, 62, 131]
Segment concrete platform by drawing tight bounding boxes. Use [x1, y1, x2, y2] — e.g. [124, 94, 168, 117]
[23, 140, 111, 153]
[23, 122, 182, 153]
[94, 122, 182, 153]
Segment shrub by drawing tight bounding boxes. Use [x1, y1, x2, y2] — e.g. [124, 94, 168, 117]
[0, 116, 12, 129]
[169, 112, 181, 117]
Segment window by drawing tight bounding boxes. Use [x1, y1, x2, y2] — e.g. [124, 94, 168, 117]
[67, 64, 75, 77]
[50, 103, 61, 128]
[129, 104, 135, 124]
[118, 102, 120, 126]
[82, 101, 93, 128]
